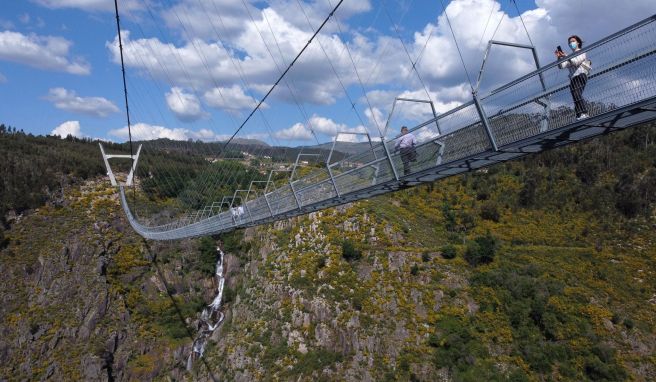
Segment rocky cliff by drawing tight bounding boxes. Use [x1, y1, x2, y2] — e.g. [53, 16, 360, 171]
[1, 124, 655, 381]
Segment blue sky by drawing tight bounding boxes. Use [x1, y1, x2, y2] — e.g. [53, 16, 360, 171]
[1, 0, 653, 146]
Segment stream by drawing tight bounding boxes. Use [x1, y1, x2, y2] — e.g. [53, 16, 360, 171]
[187, 246, 226, 370]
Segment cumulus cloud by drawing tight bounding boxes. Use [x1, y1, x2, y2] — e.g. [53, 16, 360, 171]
[51, 120, 84, 138]
[273, 122, 313, 140]
[109, 122, 228, 142]
[274, 115, 368, 141]
[101, 0, 654, 144]
[32, 0, 142, 12]
[106, 7, 405, 106]
[203, 85, 260, 114]
[45, 87, 119, 117]
[165, 87, 208, 122]
[0, 31, 89, 75]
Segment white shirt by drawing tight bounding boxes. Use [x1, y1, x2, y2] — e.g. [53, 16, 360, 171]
[559, 50, 590, 78]
[395, 132, 416, 149]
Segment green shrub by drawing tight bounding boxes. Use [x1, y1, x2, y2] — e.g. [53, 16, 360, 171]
[292, 349, 343, 375]
[421, 252, 431, 262]
[341, 239, 361, 261]
[441, 245, 457, 260]
[480, 201, 500, 222]
[197, 236, 218, 276]
[464, 232, 498, 266]
[410, 264, 419, 275]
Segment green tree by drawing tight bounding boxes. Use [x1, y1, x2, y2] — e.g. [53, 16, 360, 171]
[464, 232, 498, 266]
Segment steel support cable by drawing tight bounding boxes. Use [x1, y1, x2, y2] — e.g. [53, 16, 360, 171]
[122, 8, 206, 218]
[131, 1, 237, 220]
[166, 2, 257, 208]
[293, 0, 371, 133]
[257, 3, 323, 147]
[239, 0, 321, 149]
[478, 1, 496, 46]
[218, 0, 345, 155]
[512, 0, 534, 47]
[164, 1, 279, 222]
[411, 21, 437, 76]
[161, 0, 271, 215]
[333, 0, 417, 138]
[439, 0, 475, 91]
[321, 0, 385, 135]
[183, 0, 289, 204]
[490, 12, 505, 43]
[359, 1, 414, 90]
[208, 0, 297, 183]
[380, 0, 434, 112]
[113, 0, 137, 209]
[257, 4, 331, 188]
[180, 0, 338, 218]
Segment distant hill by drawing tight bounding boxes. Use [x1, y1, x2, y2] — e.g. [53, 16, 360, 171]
[305, 141, 376, 156]
[229, 137, 270, 147]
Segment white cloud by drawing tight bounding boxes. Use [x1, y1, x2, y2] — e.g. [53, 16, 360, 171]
[106, 31, 236, 90]
[274, 115, 368, 141]
[309, 115, 367, 136]
[0, 31, 89, 75]
[165, 87, 208, 122]
[273, 122, 313, 140]
[51, 120, 84, 138]
[45, 87, 119, 117]
[203, 85, 260, 114]
[0, 72, 6, 83]
[109, 122, 228, 142]
[106, 7, 403, 105]
[101, 0, 654, 144]
[32, 0, 142, 12]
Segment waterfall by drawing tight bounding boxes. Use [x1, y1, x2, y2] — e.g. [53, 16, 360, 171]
[187, 246, 226, 370]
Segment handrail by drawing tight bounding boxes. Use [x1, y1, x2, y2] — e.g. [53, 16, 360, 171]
[119, 14, 656, 240]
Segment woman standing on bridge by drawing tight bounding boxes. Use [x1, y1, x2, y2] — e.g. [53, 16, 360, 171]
[556, 35, 592, 121]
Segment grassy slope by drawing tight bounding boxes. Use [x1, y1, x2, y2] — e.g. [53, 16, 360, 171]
[205, 123, 656, 381]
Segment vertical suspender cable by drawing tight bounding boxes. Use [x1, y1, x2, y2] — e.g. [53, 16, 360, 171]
[512, 0, 535, 47]
[113, 0, 136, 202]
[439, 0, 474, 91]
[218, 0, 345, 154]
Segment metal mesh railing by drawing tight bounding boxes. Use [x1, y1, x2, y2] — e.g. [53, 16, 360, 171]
[122, 15, 656, 240]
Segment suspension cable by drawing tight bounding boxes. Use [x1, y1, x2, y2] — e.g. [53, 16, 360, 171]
[219, 0, 345, 154]
[113, 0, 136, 202]
[439, 0, 474, 91]
[478, 1, 496, 46]
[381, 0, 434, 111]
[512, 0, 534, 46]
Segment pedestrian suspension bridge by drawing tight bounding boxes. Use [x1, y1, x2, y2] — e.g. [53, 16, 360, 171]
[102, 7, 656, 241]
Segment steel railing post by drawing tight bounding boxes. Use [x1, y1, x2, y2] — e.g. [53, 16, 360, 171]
[473, 93, 499, 152]
[289, 180, 302, 210]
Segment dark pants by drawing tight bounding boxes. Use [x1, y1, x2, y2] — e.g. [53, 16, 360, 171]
[570, 74, 588, 117]
[400, 147, 414, 175]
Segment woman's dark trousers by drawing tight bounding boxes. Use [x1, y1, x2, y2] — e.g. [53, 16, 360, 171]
[570, 74, 588, 117]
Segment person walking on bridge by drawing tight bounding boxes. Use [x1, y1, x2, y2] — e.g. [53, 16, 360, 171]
[556, 35, 591, 121]
[395, 126, 417, 176]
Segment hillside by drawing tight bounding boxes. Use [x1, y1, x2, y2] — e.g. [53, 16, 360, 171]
[200, 122, 655, 381]
[0, 123, 654, 380]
